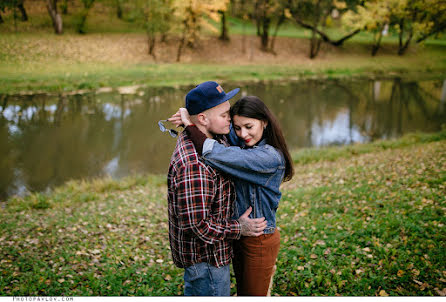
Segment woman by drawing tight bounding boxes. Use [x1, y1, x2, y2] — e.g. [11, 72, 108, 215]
[172, 96, 294, 296]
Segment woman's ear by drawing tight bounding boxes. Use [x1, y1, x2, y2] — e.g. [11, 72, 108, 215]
[262, 120, 268, 130]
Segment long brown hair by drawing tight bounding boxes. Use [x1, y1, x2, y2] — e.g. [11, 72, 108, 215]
[230, 96, 294, 182]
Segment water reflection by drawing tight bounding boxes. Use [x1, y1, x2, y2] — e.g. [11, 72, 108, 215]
[0, 78, 445, 200]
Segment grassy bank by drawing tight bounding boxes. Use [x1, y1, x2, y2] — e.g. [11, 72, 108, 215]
[1, 32, 445, 95]
[1, 130, 445, 296]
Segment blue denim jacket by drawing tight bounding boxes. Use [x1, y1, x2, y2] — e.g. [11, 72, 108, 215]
[201, 129, 285, 234]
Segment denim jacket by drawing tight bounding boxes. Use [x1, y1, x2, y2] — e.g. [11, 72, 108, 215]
[201, 129, 285, 234]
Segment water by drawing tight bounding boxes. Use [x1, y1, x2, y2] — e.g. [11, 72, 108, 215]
[1, 78, 445, 200]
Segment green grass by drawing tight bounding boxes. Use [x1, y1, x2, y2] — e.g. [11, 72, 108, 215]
[0, 52, 445, 94]
[292, 129, 446, 165]
[1, 130, 445, 296]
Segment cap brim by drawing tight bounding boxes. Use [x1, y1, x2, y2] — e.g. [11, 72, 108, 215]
[222, 88, 240, 102]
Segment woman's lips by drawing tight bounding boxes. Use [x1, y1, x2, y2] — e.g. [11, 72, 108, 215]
[245, 139, 251, 143]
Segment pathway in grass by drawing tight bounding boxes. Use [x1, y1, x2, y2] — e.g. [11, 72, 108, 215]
[0, 137, 445, 296]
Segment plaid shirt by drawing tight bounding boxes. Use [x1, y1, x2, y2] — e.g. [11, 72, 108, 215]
[167, 131, 241, 268]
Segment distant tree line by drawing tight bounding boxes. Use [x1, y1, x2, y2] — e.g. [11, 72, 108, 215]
[0, 0, 445, 59]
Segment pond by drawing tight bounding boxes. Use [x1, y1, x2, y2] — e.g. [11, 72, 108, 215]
[1, 77, 445, 200]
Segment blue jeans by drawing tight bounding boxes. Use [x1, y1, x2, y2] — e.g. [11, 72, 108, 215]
[183, 262, 230, 296]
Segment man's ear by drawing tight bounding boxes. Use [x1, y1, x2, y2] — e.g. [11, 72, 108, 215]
[196, 113, 208, 126]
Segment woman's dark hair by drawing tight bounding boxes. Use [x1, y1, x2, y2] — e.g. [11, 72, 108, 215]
[230, 96, 294, 182]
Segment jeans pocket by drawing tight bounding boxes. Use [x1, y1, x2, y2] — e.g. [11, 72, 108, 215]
[185, 263, 199, 280]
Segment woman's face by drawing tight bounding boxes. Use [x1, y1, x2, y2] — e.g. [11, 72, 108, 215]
[232, 115, 267, 147]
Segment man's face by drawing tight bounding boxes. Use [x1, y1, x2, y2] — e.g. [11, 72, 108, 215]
[204, 101, 231, 135]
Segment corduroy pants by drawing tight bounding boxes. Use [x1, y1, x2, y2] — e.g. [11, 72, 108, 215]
[233, 230, 280, 296]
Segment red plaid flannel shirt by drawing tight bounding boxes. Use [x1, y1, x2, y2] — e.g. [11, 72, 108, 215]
[167, 132, 241, 268]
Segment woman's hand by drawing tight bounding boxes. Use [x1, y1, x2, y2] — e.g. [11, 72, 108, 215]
[168, 108, 192, 127]
[179, 108, 192, 127]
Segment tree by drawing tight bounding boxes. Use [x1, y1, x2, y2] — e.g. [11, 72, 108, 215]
[75, 0, 96, 34]
[395, 0, 446, 55]
[290, 0, 361, 58]
[343, 0, 446, 56]
[173, 0, 230, 62]
[342, 0, 393, 56]
[116, 0, 123, 19]
[46, 0, 63, 34]
[16, 0, 27, 21]
[219, 9, 229, 41]
[134, 0, 173, 59]
[60, 0, 69, 15]
[0, 0, 28, 23]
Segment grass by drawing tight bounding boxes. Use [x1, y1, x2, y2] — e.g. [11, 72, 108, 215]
[1, 130, 445, 296]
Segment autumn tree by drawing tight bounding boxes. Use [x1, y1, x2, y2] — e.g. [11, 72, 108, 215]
[173, 0, 230, 62]
[394, 0, 446, 55]
[289, 0, 361, 58]
[343, 0, 446, 56]
[342, 0, 393, 56]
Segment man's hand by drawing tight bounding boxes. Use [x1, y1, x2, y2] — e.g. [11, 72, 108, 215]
[238, 207, 267, 237]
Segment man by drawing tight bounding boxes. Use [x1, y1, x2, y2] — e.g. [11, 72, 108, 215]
[167, 81, 267, 296]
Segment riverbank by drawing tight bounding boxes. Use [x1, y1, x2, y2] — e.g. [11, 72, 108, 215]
[1, 32, 446, 95]
[1, 130, 445, 295]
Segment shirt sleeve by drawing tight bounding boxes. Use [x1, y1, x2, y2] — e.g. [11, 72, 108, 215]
[202, 140, 284, 186]
[176, 163, 241, 244]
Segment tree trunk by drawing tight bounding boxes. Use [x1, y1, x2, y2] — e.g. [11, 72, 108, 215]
[76, 0, 95, 34]
[0, 12, 3, 24]
[116, 0, 123, 19]
[219, 10, 229, 41]
[309, 29, 321, 59]
[46, 0, 63, 34]
[255, 0, 261, 37]
[176, 27, 186, 62]
[17, 1, 28, 21]
[371, 27, 384, 56]
[61, 0, 69, 15]
[147, 31, 156, 60]
[398, 30, 413, 56]
[270, 13, 285, 53]
[260, 16, 270, 51]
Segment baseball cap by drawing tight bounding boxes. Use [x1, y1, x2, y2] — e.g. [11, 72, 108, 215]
[185, 81, 240, 115]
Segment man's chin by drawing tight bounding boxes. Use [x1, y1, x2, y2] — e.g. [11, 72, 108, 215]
[213, 129, 230, 136]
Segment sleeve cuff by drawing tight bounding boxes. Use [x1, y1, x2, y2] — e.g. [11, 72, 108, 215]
[228, 220, 241, 240]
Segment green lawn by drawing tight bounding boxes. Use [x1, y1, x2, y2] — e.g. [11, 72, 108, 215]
[1, 130, 445, 296]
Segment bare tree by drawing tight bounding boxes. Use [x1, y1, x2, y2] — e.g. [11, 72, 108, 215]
[46, 0, 63, 34]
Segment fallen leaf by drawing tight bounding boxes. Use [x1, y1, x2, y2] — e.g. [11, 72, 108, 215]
[379, 290, 389, 296]
[310, 254, 317, 259]
[435, 288, 446, 296]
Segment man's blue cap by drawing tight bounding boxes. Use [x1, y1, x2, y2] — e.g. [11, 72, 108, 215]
[186, 81, 240, 115]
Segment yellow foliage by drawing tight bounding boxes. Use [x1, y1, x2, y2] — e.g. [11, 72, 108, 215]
[172, 0, 229, 44]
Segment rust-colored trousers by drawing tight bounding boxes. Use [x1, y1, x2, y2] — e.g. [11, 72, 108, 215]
[233, 230, 280, 296]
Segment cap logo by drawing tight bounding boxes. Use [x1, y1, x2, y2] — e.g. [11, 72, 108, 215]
[216, 85, 223, 93]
